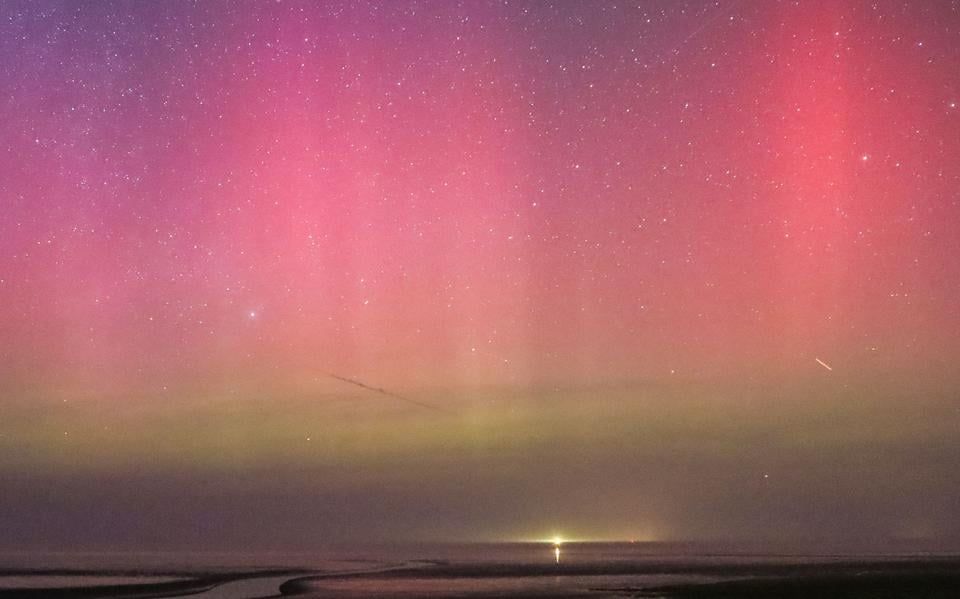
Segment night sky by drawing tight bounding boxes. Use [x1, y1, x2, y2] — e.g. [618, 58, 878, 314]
[2, 0, 960, 551]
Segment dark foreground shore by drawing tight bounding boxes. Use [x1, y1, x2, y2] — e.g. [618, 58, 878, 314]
[636, 569, 960, 598]
[280, 557, 960, 598]
[2, 554, 958, 598]
[0, 569, 308, 599]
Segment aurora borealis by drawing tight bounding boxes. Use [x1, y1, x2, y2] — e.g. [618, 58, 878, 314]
[2, 0, 959, 550]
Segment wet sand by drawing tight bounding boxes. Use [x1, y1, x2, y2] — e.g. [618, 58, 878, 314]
[0, 569, 307, 598]
[2, 555, 958, 598]
[635, 567, 960, 598]
[279, 556, 960, 597]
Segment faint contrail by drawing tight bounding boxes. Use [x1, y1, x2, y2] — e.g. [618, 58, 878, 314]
[815, 358, 833, 372]
[328, 373, 448, 413]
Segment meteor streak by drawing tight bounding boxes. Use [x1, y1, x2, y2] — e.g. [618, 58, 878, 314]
[815, 358, 833, 371]
[328, 373, 449, 413]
